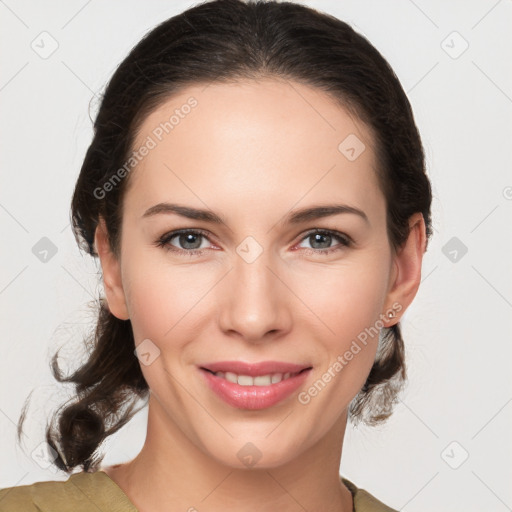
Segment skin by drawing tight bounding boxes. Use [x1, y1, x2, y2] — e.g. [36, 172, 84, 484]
[95, 78, 426, 512]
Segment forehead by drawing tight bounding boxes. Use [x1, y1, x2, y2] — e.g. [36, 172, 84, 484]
[125, 78, 384, 224]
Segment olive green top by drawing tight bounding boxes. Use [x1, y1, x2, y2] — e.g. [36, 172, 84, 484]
[0, 470, 397, 511]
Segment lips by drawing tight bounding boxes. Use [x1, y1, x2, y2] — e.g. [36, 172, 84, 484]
[198, 360, 313, 409]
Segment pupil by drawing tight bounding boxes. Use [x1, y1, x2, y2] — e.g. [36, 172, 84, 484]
[181, 233, 201, 249]
[311, 233, 330, 249]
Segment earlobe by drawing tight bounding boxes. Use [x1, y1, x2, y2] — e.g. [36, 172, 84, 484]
[383, 212, 427, 327]
[94, 217, 130, 320]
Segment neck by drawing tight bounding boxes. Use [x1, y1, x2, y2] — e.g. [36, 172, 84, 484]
[104, 393, 353, 512]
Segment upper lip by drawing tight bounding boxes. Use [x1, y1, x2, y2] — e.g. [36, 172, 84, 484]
[200, 361, 312, 377]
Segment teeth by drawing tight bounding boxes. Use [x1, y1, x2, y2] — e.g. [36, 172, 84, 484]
[214, 371, 296, 386]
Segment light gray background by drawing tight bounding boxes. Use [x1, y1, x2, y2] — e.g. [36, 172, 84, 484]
[1, 1, 511, 511]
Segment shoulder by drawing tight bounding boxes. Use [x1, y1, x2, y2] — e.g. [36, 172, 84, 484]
[342, 477, 398, 512]
[0, 471, 137, 512]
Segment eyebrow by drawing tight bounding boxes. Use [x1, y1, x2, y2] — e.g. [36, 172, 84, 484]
[141, 202, 369, 226]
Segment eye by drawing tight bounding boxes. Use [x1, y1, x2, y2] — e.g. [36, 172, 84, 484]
[295, 229, 352, 256]
[155, 228, 353, 257]
[155, 229, 213, 256]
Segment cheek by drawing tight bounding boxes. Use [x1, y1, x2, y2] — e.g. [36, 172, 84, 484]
[121, 253, 212, 343]
[292, 258, 389, 344]
[294, 265, 388, 423]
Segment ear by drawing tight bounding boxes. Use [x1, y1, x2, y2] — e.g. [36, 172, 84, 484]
[94, 216, 130, 320]
[383, 212, 427, 326]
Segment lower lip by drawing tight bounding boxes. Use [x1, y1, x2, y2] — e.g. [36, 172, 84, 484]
[199, 368, 312, 410]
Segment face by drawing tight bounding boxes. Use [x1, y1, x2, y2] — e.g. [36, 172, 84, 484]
[96, 78, 421, 470]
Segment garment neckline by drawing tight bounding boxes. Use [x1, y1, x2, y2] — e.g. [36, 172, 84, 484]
[96, 469, 358, 511]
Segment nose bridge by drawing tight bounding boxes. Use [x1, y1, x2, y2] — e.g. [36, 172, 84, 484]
[218, 239, 289, 340]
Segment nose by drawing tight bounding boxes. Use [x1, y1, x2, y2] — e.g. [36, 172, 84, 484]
[217, 247, 292, 343]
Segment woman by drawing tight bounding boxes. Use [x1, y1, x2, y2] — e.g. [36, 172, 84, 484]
[0, 0, 432, 510]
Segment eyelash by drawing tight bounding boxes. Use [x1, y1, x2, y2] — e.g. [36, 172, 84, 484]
[155, 228, 353, 257]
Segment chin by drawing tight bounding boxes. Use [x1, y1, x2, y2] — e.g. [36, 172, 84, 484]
[204, 437, 303, 471]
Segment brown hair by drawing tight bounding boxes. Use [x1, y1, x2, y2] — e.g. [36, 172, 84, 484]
[18, 0, 433, 473]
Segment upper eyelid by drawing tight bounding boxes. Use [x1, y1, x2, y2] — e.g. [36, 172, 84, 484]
[301, 228, 351, 240]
